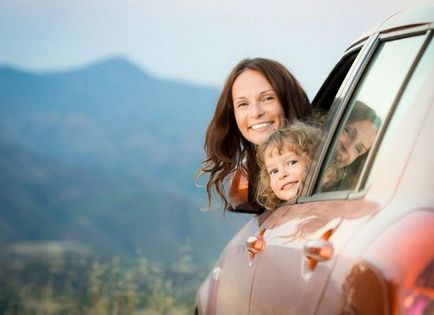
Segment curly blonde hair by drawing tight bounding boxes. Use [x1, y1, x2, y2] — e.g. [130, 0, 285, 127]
[256, 121, 321, 210]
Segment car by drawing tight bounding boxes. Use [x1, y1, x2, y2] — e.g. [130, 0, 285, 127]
[195, 4, 434, 315]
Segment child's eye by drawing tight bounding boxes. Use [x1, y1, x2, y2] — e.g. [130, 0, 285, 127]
[287, 160, 298, 166]
[269, 168, 278, 176]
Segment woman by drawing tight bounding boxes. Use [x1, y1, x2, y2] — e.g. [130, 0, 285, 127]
[199, 58, 312, 212]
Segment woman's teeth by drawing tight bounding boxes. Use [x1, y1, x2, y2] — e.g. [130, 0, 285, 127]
[250, 122, 271, 130]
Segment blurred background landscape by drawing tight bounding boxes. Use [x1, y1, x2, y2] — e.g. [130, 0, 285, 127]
[0, 0, 430, 314]
[0, 57, 249, 314]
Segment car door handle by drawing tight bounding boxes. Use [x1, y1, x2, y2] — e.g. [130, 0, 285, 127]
[303, 239, 334, 261]
[246, 229, 267, 258]
[304, 228, 335, 270]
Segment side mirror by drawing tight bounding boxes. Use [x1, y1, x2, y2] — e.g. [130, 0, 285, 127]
[227, 202, 265, 215]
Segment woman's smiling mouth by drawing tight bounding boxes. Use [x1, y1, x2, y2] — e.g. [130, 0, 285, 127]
[249, 121, 273, 130]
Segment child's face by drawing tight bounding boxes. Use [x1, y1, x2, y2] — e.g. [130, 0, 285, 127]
[265, 148, 307, 201]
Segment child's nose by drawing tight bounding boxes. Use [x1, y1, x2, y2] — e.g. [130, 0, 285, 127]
[279, 171, 288, 180]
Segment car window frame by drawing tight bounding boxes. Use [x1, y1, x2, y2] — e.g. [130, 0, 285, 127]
[298, 34, 379, 202]
[298, 24, 433, 204]
[350, 27, 433, 197]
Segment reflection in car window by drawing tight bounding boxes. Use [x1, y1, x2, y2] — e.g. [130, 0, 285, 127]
[392, 37, 434, 116]
[317, 35, 426, 192]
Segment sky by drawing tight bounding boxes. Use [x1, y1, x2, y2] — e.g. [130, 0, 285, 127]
[0, 0, 432, 97]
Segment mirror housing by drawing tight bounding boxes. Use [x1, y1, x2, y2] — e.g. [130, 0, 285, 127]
[227, 202, 265, 215]
[227, 169, 264, 214]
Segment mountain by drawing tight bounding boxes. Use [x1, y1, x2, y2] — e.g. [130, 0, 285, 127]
[0, 57, 218, 197]
[0, 58, 248, 265]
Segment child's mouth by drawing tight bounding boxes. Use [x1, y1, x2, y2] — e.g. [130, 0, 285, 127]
[281, 181, 298, 190]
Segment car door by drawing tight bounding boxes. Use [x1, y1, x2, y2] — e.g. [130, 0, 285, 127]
[248, 26, 430, 315]
[208, 206, 300, 315]
[316, 28, 434, 315]
[211, 214, 265, 315]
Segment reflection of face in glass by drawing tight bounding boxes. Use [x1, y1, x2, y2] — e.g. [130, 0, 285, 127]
[336, 119, 377, 167]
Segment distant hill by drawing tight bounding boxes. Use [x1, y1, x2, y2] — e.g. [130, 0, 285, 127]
[0, 57, 218, 197]
[0, 58, 248, 265]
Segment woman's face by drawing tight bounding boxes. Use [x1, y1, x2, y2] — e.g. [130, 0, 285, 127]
[232, 69, 285, 145]
[336, 119, 377, 167]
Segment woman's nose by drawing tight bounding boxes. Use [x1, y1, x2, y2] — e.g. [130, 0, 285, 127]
[250, 101, 265, 118]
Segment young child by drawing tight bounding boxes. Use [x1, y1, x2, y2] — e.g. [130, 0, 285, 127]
[255, 121, 321, 210]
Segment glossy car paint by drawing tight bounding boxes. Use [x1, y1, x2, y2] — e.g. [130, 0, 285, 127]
[316, 59, 434, 314]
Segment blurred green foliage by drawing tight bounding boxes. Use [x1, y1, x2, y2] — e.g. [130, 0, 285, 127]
[0, 245, 206, 315]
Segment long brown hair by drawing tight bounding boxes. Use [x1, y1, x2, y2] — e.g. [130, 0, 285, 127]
[199, 58, 312, 209]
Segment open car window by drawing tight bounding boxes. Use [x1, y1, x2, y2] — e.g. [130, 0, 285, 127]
[311, 51, 358, 116]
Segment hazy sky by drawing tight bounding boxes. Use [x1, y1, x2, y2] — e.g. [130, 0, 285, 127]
[0, 0, 432, 96]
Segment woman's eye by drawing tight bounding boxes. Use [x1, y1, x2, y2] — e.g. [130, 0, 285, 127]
[237, 102, 248, 108]
[262, 95, 275, 103]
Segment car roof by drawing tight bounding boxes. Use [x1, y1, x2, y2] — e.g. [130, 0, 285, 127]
[350, 3, 434, 49]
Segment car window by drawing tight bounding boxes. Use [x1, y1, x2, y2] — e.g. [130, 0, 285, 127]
[316, 34, 426, 193]
[366, 35, 434, 200]
[312, 51, 358, 116]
